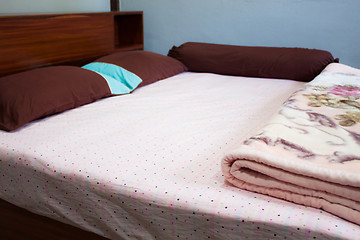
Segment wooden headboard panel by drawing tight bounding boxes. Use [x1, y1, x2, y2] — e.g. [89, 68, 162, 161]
[0, 12, 115, 77]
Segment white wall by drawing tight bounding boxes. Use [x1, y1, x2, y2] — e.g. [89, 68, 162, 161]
[0, 0, 109, 14]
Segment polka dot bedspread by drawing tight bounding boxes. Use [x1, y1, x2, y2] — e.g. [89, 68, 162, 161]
[1, 72, 359, 239]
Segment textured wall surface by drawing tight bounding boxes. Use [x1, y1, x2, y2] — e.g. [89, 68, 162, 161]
[122, 0, 360, 68]
[0, 0, 109, 14]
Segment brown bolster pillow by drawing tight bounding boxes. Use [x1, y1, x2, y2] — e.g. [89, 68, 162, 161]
[95, 50, 188, 88]
[168, 42, 337, 82]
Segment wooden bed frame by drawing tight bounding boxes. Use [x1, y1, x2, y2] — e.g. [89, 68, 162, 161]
[0, 10, 143, 77]
[0, 9, 143, 240]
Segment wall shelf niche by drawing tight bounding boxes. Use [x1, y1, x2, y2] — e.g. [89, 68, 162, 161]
[113, 11, 144, 52]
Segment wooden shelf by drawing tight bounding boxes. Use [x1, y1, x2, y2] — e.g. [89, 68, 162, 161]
[113, 11, 143, 51]
[114, 43, 144, 52]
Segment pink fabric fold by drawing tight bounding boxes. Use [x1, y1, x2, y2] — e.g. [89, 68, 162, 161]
[222, 63, 360, 225]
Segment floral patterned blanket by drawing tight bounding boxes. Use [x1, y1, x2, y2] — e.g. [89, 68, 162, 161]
[222, 63, 360, 225]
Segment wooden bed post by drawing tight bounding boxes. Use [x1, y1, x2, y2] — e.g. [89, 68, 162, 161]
[111, 0, 120, 11]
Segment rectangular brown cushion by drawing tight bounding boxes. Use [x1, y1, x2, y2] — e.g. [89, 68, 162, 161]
[0, 66, 111, 131]
[168, 42, 336, 82]
[95, 50, 188, 88]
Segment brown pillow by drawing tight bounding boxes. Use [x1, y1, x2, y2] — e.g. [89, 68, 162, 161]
[95, 50, 188, 87]
[168, 42, 336, 82]
[0, 66, 111, 131]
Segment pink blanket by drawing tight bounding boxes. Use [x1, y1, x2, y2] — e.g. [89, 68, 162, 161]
[222, 63, 360, 225]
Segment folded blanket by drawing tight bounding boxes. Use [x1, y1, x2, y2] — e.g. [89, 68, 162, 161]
[222, 63, 360, 225]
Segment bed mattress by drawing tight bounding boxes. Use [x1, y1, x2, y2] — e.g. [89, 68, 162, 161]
[1, 72, 359, 239]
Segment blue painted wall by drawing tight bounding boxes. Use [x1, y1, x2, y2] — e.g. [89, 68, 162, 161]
[122, 0, 360, 69]
[0, 0, 109, 14]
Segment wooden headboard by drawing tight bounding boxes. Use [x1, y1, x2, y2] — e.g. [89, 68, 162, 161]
[0, 11, 143, 77]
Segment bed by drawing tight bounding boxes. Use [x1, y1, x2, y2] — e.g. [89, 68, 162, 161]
[1, 13, 360, 240]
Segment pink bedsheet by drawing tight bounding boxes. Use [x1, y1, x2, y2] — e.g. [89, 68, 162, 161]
[1, 70, 359, 239]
